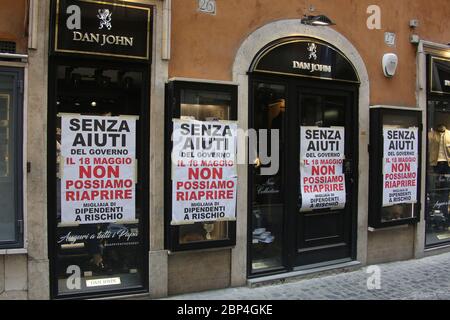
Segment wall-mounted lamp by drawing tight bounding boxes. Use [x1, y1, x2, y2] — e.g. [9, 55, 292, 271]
[301, 15, 335, 26]
[382, 53, 398, 78]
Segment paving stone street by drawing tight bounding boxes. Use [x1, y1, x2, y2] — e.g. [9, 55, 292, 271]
[163, 252, 450, 300]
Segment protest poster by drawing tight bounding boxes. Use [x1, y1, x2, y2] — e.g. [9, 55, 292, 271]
[300, 126, 346, 212]
[171, 119, 237, 225]
[60, 114, 136, 224]
[382, 127, 419, 207]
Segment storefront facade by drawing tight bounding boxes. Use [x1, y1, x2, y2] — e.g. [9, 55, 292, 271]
[1, 0, 450, 299]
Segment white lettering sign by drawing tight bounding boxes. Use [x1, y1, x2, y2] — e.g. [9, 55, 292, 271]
[72, 31, 134, 47]
[292, 61, 332, 73]
[86, 277, 121, 287]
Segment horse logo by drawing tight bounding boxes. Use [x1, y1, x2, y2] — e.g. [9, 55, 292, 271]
[97, 9, 112, 30]
[307, 43, 317, 60]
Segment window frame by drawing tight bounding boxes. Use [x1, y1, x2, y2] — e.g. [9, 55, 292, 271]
[424, 54, 450, 248]
[47, 57, 151, 300]
[368, 107, 422, 229]
[164, 80, 238, 252]
[0, 66, 24, 249]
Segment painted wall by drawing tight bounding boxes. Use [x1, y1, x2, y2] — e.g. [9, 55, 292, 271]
[0, 0, 28, 53]
[168, 250, 231, 295]
[169, 0, 450, 107]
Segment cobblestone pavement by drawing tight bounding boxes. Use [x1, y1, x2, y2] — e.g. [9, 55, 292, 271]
[163, 252, 450, 300]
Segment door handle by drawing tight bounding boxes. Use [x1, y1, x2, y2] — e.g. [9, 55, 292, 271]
[254, 157, 261, 169]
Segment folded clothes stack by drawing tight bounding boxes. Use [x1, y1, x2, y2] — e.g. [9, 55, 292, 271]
[252, 228, 275, 244]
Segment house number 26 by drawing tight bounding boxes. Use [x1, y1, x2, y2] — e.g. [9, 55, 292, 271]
[198, 0, 216, 15]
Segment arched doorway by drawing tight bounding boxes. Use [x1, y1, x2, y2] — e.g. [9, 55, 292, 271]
[247, 37, 360, 276]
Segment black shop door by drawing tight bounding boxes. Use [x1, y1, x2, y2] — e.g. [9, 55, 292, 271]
[249, 78, 358, 276]
[289, 86, 357, 267]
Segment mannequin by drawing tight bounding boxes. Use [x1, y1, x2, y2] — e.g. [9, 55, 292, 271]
[428, 124, 450, 221]
[428, 124, 450, 166]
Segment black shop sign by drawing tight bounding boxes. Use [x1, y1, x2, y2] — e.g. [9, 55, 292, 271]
[250, 38, 359, 83]
[52, 0, 152, 60]
[429, 56, 450, 95]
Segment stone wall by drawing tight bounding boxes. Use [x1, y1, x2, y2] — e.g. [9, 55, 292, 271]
[168, 250, 231, 295]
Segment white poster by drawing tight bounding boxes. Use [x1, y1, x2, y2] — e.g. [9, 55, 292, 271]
[171, 119, 237, 225]
[382, 127, 419, 207]
[300, 126, 346, 212]
[60, 115, 136, 224]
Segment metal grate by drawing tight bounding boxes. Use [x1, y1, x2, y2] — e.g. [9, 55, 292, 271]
[0, 41, 16, 54]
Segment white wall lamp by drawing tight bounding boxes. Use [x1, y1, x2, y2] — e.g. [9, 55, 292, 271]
[301, 15, 335, 26]
[382, 53, 398, 78]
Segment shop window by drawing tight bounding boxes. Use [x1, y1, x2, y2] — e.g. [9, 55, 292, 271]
[0, 67, 23, 249]
[426, 100, 450, 246]
[165, 81, 237, 251]
[369, 107, 422, 229]
[49, 62, 149, 298]
[425, 55, 450, 247]
[250, 82, 286, 273]
[48, 0, 153, 299]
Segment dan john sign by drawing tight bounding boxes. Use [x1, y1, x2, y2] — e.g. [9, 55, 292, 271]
[253, 39, 359, 83]
[53, 0, 152, 60]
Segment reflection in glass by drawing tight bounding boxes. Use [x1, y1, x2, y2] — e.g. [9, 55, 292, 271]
[251, 82, 285, 272]
[178, 88, 231, 244]
[300, 95, 345, 127]
[0, 71, 16, 242]
[0, 96, 9, 177]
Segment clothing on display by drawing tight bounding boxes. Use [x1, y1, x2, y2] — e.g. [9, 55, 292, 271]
[428, 125, 450, 166]
[427, 125, 450, 234]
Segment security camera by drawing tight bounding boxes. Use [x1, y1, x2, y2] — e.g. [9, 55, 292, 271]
[382, 53, 398, 78]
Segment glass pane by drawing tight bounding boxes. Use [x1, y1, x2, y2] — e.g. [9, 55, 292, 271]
[0, 72, 16, 242]
[251, 82, 285, 272]
[381, 113, 418, 222]
[54, 65, 145, 296]
[426, 100, 450, 246]
[178, 88, 231, 243]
